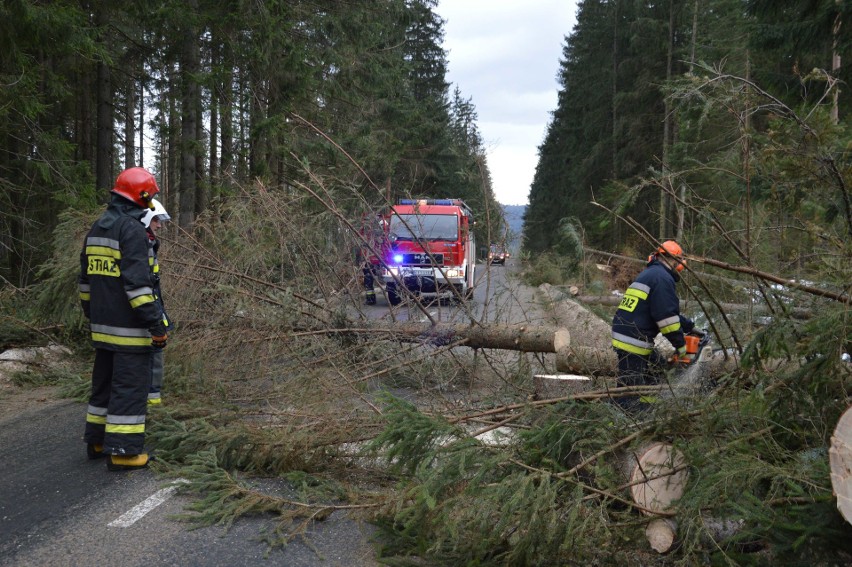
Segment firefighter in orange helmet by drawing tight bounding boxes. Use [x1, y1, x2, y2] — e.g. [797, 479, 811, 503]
[610, 240, 695, 410]
[78, 167, 168, 470]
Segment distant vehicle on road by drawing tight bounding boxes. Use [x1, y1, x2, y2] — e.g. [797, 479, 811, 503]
[488, 244, 508, 265]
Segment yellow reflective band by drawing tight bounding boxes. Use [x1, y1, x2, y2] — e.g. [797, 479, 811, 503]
[639, 396, 659, 404]
[105, 424, 145, 434]
[86, 245, 121, 259]
[79, 292, 90, 301]
[612, 339, 653, 356]
[625, 287, 648, 300]
[129, 294, 155, 308]
[87, 414, 107, 425]
[91, 332, 152, 347]
[87, 256, 120, 277]
[660, 322, 681, 334]
[618, 295, 638, 312]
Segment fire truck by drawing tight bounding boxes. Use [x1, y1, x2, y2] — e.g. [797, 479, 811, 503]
[380, 199, 476, 305]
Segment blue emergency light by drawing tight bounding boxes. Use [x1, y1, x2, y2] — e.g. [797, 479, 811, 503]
[398, 199, 457, 206]
[393, 254, 404, 264]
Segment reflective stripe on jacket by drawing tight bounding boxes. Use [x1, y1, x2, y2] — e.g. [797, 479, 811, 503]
[611, 260, 693, 355]
[79, 197, 162, 352]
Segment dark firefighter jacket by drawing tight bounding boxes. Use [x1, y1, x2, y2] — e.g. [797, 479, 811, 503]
[611, 259, 694, 356]
[79, 195, 163, 352]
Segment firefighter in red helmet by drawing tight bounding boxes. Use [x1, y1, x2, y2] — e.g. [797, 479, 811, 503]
[78, 167, 168, 470]
[610, 240, 695, 411]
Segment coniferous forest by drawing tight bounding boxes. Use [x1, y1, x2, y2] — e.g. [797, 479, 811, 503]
[526, 0, 851, 268]
[1, 1, 851, 565]
[0, 0, 500, 287]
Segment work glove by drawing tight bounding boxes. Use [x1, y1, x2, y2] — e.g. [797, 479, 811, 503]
[669, 345, 688, 365]
[150, 322, 168, 349]
[690, 328, 707, 338]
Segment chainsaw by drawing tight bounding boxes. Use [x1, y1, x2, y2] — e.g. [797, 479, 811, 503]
[669, 329, 712, 365]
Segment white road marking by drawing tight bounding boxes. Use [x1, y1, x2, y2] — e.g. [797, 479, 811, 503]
[108, 479, 189, 528]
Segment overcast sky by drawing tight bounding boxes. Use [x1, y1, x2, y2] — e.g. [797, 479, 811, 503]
[435, 1, 579, 206]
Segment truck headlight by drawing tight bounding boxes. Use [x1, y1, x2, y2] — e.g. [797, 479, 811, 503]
[444, 268, 461, 278]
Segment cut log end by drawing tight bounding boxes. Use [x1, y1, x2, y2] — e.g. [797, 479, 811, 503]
[830, 405, 852, 525]
[630, 443, 688, 515]
[553, 329, 571, 353]
[646, 518, 677, 553]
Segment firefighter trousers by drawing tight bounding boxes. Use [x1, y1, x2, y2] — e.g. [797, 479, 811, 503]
[363, 264, 376, 304]
[148, 349, 164, 404]
[84, 348, 151, 455]
[613, 348, 666, 411]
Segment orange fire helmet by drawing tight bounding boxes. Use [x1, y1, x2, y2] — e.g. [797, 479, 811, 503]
[112, 167, 160, 209]
[657, 240, 686, 272]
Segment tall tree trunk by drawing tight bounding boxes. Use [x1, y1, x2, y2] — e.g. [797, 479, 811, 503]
[220, 58, 234, 184]
[831, 0, 842, 124]
[249, 76, 266, 178]
[612, 0, 621, 243]
[611, 0, 618, 179]
[168, 63, 180, 219]
[659, 0, 675, 240]
[678, 0, 699, 241]
[3, 132, 23, 285]
[179, 0, 199, 227]
[209, 38, 219, 187]
[744, 50, 752, 263]
[138, 79, 144, 167]
[124, 71, 136, 168]
[238, 67, 248, 179]
[195, 81, 207, 216]
[95, 7, 113, 195]
[77, 69, 93, 163]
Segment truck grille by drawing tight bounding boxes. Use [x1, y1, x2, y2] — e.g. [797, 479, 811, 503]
[398, 253, 443, 266]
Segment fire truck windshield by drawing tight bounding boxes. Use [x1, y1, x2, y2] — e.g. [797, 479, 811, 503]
[390, 214, 458, 241]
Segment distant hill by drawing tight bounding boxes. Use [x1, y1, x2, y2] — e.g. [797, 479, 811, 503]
[501, 204, 526, 251]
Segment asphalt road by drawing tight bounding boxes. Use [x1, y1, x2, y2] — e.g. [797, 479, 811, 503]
[0, 397, 377, 567]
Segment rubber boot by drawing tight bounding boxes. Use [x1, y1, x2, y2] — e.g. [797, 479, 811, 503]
[87, 443, 107, 460]
[107, 453, 153, 471]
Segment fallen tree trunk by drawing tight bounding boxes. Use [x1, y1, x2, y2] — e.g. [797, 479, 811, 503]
[384, 322, 571, 354]
[556, 345, 617, 374]
[340, 321, 749, 379]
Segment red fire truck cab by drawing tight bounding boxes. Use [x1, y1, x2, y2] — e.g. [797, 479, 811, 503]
[381, 199, 476, 305]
